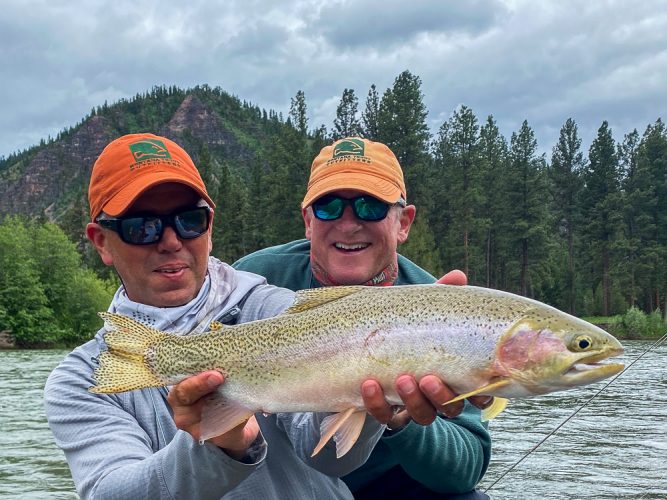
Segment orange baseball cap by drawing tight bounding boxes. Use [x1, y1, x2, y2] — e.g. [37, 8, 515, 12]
[302, 137, 406, 208]
[88, 133, 215, 220]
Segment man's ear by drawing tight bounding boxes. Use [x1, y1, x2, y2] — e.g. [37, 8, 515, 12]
[302, 207, 313, 240]
[397, 205, 416, 244]
[86, 222, 114, 266]
[208, 209, 215, 252]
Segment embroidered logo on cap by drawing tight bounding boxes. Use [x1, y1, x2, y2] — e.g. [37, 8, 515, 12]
[333, 138, 365, 158]
[129, 139, 172, 162]
[127, 138, 182, 171]
[327, 138, 371, 167]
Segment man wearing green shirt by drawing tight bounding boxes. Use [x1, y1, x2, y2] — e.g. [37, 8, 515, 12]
[234, 137, 492, 498]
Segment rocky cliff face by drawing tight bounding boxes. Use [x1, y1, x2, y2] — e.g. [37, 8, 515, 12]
[0, 115, 111, 219]
[165, 94, 230, 144]
[163, 93, 261, 166]
[0, 93, 253, 221]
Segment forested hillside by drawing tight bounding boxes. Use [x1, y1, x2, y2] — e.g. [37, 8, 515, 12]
[1, 71, 665, 343]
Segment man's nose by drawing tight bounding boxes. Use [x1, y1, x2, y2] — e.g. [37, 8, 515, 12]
[334, 205, 362, 229]
[157, 225, 183, 251]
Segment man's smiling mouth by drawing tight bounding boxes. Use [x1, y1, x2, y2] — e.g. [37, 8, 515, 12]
[156, 265, 187, 274]
[334, 243, 369, 252]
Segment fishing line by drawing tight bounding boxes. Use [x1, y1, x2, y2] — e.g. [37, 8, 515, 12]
[484, 331, 667, 493]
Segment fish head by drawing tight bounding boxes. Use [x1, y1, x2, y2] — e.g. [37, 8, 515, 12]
[493, 310, 624, 397]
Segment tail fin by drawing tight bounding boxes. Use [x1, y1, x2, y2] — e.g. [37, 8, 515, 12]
[90, 312, 167, 394]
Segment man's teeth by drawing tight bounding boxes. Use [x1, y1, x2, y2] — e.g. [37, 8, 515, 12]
[160, 268, 183, 273]
[335, 243, 368, 250]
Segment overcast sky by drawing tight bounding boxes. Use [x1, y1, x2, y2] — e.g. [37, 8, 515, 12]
[2, 0, 666, 159]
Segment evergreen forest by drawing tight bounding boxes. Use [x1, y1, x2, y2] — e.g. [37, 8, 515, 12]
[0, 71, 665, 346]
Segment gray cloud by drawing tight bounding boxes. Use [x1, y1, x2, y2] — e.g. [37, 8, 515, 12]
[313, 0, 508, 50]
[1, 0, 666, 159]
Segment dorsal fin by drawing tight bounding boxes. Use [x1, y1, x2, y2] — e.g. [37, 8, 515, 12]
[285, 286, 367, 314]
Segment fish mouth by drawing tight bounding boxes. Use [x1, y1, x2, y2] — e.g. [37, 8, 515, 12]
[578, 345, 624, 364]
[562, 348, 625, 384]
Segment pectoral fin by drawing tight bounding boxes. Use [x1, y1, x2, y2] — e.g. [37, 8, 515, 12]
[199, 392, 255, 443]
[443, 379, 511, 406]
[311, 408, 367, 458]
[481, 397, 509, 421]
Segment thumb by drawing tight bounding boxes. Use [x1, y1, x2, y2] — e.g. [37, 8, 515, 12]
[436, 269, 468, 286]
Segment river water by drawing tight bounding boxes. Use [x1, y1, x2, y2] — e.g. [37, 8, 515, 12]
[0, 340, 665, 499]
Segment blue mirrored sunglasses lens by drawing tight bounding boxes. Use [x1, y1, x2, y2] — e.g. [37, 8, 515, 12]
[313, 196, 345, 220]
[121, 217, 163, 244]
[353, 197, 390, 221]
[175, 209, 209, 238]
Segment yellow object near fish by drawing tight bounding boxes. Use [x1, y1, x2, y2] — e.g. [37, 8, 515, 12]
[91, 284, 624, 458]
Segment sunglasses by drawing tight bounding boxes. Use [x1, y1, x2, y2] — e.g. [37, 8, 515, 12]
[96, 206, 211, 245]
[312, 194, 404, 222]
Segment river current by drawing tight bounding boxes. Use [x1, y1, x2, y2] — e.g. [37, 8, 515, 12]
[0, 340, 664, 499]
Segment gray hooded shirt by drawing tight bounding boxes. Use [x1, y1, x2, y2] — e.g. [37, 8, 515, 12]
[44, 257, 384, 499]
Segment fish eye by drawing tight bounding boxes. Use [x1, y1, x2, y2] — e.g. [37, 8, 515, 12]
[573, 335, 592, 351]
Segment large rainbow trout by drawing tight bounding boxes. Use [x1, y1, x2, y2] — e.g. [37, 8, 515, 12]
[91, 284, 624, 458]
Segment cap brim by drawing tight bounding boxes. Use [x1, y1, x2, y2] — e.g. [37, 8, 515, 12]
[102, 171, 215, 217]
[302, 171, 402, 208]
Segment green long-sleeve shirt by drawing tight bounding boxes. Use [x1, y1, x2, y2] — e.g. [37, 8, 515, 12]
[233, 240, 491, 496]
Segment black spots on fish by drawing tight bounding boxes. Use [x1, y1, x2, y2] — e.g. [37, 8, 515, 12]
[130, 311, 157, 327]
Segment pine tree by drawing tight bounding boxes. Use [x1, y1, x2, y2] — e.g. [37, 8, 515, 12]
[506, 121, 550, 296]
[210, 162, 250, 263]
[478, 115, 510, 288]
[245, 161, 268, 251]
[361, 84, 380, 140]
[261, 126, 310, 246]
[289, 90, 308, 135]
[633, 120, 667, 315]
[431, 106, 484, 279]
[549, 118, 585, 313]
[581, 121, 622, 315]
[332, 89, 361, 140]
[376, 71, 431, 207]
[618, 129, 641, 308]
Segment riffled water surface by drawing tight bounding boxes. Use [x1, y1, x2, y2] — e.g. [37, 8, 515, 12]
[0, 350, 76, 499]
[0, 341, 665, 499]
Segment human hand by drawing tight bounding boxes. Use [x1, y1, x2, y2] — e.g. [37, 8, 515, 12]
[361, 374, 494, 430]
[436, 269, 468, 285]
[167, 370, 259, 459]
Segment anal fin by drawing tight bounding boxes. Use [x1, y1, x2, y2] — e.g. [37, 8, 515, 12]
[312, 408, 367, 458]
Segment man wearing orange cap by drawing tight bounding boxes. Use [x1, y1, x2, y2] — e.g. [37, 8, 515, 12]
[234, 137, 492, 498]
[44, 133, 387, 499]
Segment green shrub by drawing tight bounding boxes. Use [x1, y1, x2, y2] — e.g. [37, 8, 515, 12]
[0, 217, 114, 347]
[647, 309, 666, 337]
[620, 307, 646, 339]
